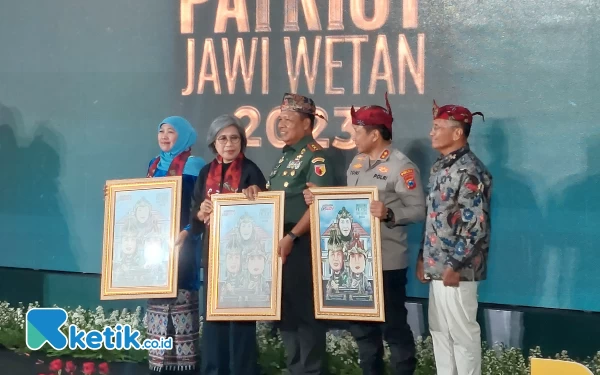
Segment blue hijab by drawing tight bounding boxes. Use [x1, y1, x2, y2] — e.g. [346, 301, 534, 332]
[157, 116, 197, 171]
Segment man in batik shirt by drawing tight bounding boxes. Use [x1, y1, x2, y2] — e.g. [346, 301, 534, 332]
[417, 100, 492, 375]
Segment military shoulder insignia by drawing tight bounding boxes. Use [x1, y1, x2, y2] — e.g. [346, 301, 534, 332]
[314, 164, 326, 176]
[311, 157, 325, 164]
[308, 142, 322, 151]
[379, 150, 390, 159]
[400, 168, 417, 190]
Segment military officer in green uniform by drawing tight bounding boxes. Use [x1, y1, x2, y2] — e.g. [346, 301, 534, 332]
[243, 93, 335, 375]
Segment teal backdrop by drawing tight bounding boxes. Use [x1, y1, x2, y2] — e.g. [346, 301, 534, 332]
[0, 0, 598, 313]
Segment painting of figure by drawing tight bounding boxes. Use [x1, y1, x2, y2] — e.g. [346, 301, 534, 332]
[308, 186, 384, 322]
[215, 205, 274, 309]
[110, 188, 173, 289]
[101, 176, 182, 300]
[317, 200, 375, 308]
[205, 192, 284, 321]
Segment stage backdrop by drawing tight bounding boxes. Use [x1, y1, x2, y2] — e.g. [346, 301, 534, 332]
[0, 0, 598, 312]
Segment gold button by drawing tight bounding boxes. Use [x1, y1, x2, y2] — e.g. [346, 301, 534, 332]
[283, 171, 288, 176]
[284, 182, 289, 187]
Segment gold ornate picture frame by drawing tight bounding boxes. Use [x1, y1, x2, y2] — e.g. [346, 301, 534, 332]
[206, 191, 284, 321]
[309, 186, 385, 322]
[100, 176, 182, 300]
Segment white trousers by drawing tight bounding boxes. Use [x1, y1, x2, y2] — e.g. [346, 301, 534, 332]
[429, 280, 481, 375]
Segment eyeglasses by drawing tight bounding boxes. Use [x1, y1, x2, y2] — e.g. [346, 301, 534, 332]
[430, 124, 460, 133]
[216, 135, 241, 145]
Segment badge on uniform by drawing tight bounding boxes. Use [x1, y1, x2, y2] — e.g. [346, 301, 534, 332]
[400, 168, 416, 190]
[287, 160, 302, 169]
[314, 164, 326, 176]
[378, 166, 389, 173]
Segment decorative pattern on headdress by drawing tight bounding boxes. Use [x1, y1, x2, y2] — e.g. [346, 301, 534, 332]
[280, 92, 326, 120]
[225, 234, 243, 255]
[432, 100, 485, 125]
[327, 228, 344, 253]
[336, 207, 353, 222]
[347, 232, 367, 255]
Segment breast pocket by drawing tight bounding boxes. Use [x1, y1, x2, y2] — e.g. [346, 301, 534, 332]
[370, 172, 389, 191]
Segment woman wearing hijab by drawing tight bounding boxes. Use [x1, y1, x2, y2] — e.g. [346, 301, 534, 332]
[185, 114, 266, 375]
[146, 116, 206, 375]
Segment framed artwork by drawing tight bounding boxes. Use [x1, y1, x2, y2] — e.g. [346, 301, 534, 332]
[308, 186, 385, 322]
[100, 177, 181, 300]
[206, 191, 284, 321]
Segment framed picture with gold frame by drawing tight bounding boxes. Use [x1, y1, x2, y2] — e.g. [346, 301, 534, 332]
[100, 176, 182, 300]
[206, 191, 285, 321]
[308, 186, 385, 322]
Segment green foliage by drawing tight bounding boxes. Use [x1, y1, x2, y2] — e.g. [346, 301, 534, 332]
[1, 301, 599, 374]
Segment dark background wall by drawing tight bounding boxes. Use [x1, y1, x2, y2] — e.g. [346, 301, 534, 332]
[0, 0, 599, 314]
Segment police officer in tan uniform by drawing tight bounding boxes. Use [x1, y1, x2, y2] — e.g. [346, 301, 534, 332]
[305, 93, 426, 375]
[244, 93, 336, 375]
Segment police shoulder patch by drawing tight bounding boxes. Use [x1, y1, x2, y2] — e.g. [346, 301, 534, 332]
[311, 157, 325, 164]
[400, 168, 417, 190]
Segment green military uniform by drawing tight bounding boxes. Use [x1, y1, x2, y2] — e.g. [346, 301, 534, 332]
[268, 135, 335, 223]
[267, 93, 335, 375]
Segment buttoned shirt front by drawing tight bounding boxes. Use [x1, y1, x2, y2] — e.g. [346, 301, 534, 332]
[347, 147, 426, 270]
[421, 144, 493, 281]
[268, 135, 336, 225]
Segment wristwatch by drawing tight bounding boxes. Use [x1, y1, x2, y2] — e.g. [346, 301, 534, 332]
[287, 231, 299, 242]
[383, 208, 395, 223]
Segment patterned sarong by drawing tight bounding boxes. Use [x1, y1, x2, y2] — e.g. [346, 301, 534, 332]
[147, 289, 200, 373]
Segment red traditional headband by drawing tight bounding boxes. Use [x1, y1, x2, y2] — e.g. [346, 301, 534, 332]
[350, 92, 394, 133]
[432, 100, 484, 125]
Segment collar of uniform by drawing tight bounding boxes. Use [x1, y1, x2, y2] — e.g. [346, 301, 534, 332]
[378, 147, 392, 161]
[435, 143, 471, 169]
[282, 134, 313, 153]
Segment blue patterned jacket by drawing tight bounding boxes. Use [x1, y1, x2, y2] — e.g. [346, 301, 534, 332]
[420, 144, 492, 281]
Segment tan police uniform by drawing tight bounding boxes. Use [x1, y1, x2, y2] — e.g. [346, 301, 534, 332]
[347, 147, 426, 270]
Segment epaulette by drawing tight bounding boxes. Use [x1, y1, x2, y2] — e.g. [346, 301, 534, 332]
[307, 142, 323, 151]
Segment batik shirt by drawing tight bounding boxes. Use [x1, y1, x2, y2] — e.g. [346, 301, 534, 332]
[421, 144, 492, 281]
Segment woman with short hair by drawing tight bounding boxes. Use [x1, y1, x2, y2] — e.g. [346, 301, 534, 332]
[187, 114, 266, 375]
